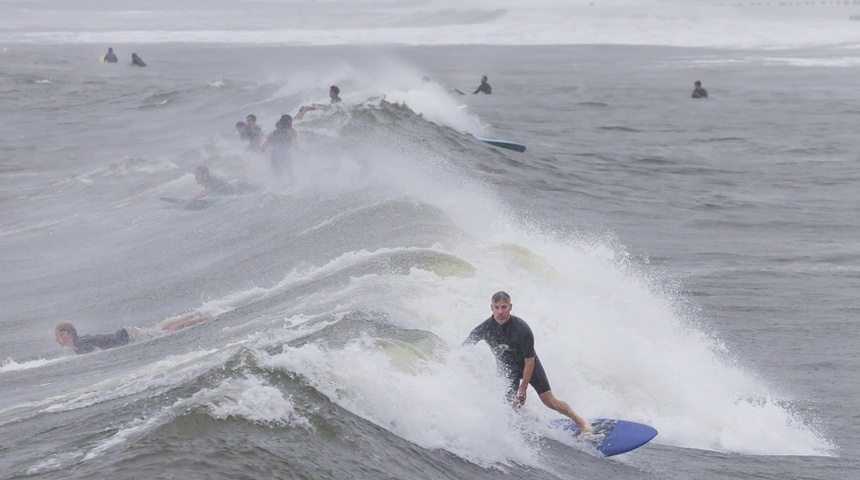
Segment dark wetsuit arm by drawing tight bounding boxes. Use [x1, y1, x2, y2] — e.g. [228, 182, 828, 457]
[462, 321, 488, 346]
[520, 325, 536, 359]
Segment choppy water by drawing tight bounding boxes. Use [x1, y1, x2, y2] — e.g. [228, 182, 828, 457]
[2, 2, 860, 480]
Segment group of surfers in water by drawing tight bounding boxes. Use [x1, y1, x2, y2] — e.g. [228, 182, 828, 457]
[59, 68, 710, 433]
[102, 47, 146, 66]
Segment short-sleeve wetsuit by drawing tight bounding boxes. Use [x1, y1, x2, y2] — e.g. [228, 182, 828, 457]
[463, 315, 552, 397]
[74, 329, 130, 354]
[473, 82, 492, 94]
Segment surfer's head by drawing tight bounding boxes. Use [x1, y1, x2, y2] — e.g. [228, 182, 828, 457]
[694, 80, 702, 87]
[276, 114, 292, 129]
[490, 291, 512, 324]
[194, 165, 210, 184]
[54, 322, 77, 347]
[246, 114, 256, 125]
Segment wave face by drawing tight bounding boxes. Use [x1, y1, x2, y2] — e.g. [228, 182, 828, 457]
[1, 0, 860, 49]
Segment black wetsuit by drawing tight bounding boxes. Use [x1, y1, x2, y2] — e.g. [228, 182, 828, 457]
[473, 81, 492, 94]
[247, 125, 262, 144]
[692, 87, 708, 99]
[463, 315, 552, 397]
[268, 128, 292, 174]
[202, 175, 242, 195]
[74, 329, 130, 354]
[104, 52, 117, 63]
[131, 54, 147, 67]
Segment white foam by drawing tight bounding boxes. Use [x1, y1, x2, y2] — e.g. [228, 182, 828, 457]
[248, 223, 834, 461]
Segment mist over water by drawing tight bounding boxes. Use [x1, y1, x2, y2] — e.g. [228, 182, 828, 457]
[1, 0, 859, 49]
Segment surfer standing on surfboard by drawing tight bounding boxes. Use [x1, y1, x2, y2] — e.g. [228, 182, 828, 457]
[463, 291, 592, 434]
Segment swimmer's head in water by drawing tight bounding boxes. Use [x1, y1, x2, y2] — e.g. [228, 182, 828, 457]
[54, 322, 77, 347]
[276, 114, 292, 129]
[195, 165, 210, 184]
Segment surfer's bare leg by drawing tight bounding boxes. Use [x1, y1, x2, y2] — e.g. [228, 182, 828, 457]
[539, 390, 592, 434]
[161, 311, 214, 332]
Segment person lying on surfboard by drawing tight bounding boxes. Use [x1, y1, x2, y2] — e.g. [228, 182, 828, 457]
[54, 311, 214, 355]
[295, 85, 342, 120]
[174, 165, 255, 209]
[463, 291, 592, 434]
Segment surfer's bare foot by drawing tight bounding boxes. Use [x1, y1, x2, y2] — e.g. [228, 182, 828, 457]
[576, 419, 593, 435]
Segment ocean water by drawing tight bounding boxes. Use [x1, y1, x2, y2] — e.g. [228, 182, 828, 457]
[1, 1, 859, 479]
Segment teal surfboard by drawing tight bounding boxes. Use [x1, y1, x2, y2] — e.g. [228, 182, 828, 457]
[478, 138, 526, 152]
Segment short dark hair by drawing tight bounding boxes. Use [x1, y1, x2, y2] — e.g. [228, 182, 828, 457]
[55, 322, 77, 339]
[330, 85, 339, 95]
[246, 114, 256, 122]
[195, 165, 210, 176]
[694, 81, 701, 86]
[276, 114, 292, 129]
[491, 291, 511, 303]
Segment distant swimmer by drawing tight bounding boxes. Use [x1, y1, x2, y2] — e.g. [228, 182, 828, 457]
[131, 53, 147, 67]
[692, 80, 708, 99]
[260, 114, 298, 177]
[103, 47, 117, 63]
[244, 114, 263, 149]
[174, 165, 255, 209]
[295, 85, 342, 120]
[54, 312, 214, 355]
[473, 75, 492, 94]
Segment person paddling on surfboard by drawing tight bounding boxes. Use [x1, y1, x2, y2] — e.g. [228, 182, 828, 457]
[463, 291, 592, 434]
[473, 75, 492, 94]
[54, 311, 214, 355]
[295, 85, 342, 120]
[103, 47, 117, 63]
[174, 165, 253, 209]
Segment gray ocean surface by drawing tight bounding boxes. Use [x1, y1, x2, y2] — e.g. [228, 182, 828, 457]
[1, 43, 859, 480]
